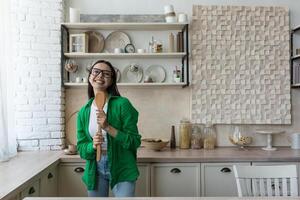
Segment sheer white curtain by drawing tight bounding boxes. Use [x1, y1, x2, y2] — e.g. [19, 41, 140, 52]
[0, 0, 17, 161]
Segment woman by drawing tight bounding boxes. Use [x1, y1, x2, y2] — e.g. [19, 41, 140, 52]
[76, 60, 141, 197]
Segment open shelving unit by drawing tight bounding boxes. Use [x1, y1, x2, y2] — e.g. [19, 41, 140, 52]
[291, 25, 300, 88]
[61, 22, 189, 87]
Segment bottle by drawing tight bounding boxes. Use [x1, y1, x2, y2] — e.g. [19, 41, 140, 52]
[179, 119, 191, 149]
[168, 33, 175, 52]
[170, 125, 176, 149]
[203, 123, 216, 150]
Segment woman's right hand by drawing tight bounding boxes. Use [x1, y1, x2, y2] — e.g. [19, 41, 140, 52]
[93, 132, 103, 149]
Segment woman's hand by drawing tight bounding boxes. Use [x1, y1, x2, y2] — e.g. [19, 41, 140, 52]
[93, 133, 104, 149]
[96, 110, 109, 129]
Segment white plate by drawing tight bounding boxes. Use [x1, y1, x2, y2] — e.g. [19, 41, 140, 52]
[122, 64, 143, 83]
[104, 31, 131, 53]
[145, 65, 166, 82]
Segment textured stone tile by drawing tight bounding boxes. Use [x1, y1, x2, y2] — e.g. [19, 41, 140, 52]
[191, 5, 291, 124]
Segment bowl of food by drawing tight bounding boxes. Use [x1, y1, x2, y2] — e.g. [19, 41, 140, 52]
[141, 138, 169, 151]
[228, 126, 253, 149]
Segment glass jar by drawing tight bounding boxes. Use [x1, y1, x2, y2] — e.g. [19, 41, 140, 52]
[191, 124, 202, 149]
[203, 123, 216, 150]
[179, 119, 191, 149]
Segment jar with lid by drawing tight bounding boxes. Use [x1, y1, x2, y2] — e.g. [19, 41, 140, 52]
[179, 119, 191, 149]
[203, 123, 216, 150]
[191, 124, 202, 149]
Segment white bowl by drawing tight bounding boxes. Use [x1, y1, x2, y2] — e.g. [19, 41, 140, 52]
[165, 16, 177, 23]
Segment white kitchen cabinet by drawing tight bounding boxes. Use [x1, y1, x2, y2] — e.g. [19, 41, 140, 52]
[150, 163, 200, 197]
[20, 180, 40, 199]
[40, 164, 58, 197]
[58, 163, 87, 197]
[201, 162, 250, 197]
[136, 163, 151, 197]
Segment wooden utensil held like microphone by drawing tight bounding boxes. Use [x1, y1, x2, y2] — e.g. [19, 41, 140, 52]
[95, 92, 106, 162]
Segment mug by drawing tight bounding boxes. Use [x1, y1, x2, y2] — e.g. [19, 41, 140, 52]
[288, 133, 300, 149]
[75, 77, 82, 83]
[178, 13, 188, 23]
[114, 48, 122, 54]
[137, 48, 145, 53]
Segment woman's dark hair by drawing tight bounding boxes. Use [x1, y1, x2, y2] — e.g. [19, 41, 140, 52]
[87, 60, 120, 99]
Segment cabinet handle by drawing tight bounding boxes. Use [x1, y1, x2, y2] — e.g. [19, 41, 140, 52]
[170, 168, 181, 173]
[271, 184, 281, 190]
[47, 172, 53, 179]
[74, 167, 84, 173]
[220, 167, 231, 173]
[28, 187, 35, 195]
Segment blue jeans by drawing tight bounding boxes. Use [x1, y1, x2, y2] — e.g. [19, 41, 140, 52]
[87, 155, 136, 197]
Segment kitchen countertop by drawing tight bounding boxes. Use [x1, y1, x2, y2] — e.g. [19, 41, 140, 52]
[23, 197, 300, 200]
[2, 147, 300, 199]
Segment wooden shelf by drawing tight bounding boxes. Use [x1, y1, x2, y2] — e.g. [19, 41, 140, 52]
[64, 52, 186, 59]
[64, 82, 186, 87]
[61, 22, 187, 30]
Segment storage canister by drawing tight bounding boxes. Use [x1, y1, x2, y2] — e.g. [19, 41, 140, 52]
[179, 119, 191, 149]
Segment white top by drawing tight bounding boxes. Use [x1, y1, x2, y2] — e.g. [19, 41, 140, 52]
[89, 101, 108, 150]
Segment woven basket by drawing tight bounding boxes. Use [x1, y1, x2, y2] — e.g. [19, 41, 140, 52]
[142, 138, 169, 151]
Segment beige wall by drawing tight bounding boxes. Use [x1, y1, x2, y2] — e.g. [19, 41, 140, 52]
[66, 87, 300, 147]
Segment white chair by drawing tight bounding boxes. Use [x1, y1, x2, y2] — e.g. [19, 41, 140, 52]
[233, 165, 298, 197]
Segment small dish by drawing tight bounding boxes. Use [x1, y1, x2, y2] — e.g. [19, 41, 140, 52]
[145, 65, 166, 82]
[142, 138, 169, 151]
[122, 64, 143, 83]
[64, 149, 77, 155]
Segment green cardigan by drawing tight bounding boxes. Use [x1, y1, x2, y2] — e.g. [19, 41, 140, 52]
[76, 95, 141, 190]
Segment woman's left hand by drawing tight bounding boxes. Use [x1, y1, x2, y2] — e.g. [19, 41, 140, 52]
[96, 110, 109, 129]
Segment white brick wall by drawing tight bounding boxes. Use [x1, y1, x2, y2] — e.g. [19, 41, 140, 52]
[12, 0, 65, 151]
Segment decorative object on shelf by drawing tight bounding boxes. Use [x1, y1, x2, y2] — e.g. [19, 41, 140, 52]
[114, 48, 123, 54]
[86, 31, 104, 53]
[69, 33, 88, 53]
[124, 43, 135, 53]
[168, 33, 175, 52]
[178, 13, 188, 23]
[144, 75, 153, 83]
[122, 63, 143, 83]
[228, 126, 252, 150]
[82, 77, 88, 83]
[69, 7, 80, 23]
[148, 36, 154, 53]
[176, 32, 183, 52]
[164, 5, 177, 23]
[296, 48, 300, 55]
[64, 59, 78, 73]
[145, 64, 166, 82]
[104, 31, 131, 53]
[288, 133, 300, 149]
[153, 40, 163, 53]
[142, 138, 169, 151]
[173, 66, 181, 83]
[256, 130, 284, 151]
[75, 77, 82, 83]
[137, 48, 145, 53]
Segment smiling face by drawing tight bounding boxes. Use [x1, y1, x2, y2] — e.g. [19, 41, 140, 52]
[89, 62, 113, 91]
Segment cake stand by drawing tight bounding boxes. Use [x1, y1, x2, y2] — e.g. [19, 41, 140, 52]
[256, 130, 284, 151]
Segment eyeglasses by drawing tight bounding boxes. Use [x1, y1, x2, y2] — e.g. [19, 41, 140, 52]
[91, 68, 112, 78]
